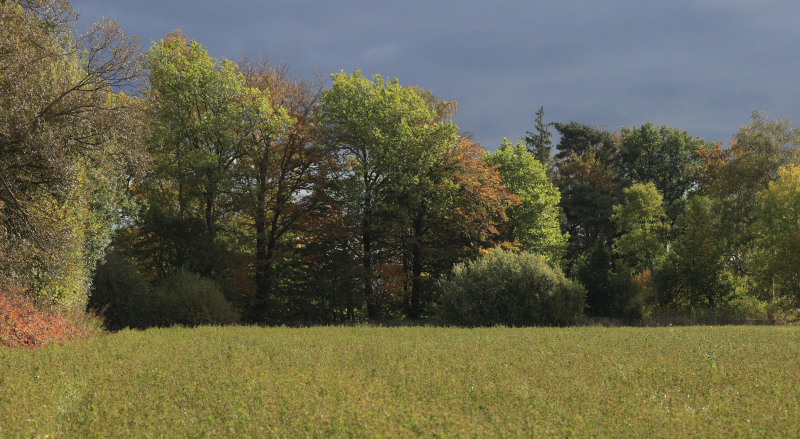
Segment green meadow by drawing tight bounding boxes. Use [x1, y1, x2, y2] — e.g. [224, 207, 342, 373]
[2, 326, 799, 438]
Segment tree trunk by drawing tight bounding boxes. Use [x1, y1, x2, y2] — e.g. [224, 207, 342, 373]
[253, 153, 271, 322]
[362, 212, 378, 320]
[261, 209, 282, 318]
[408, 239, 423, 319]
[346, 287, 354, 322]
[178, 182, 185, 218]
[253, 193, 269, 322]
[407, 210, 425, 319]
[205, 193, 216, 239]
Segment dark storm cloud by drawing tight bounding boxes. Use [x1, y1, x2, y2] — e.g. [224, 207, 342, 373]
[72, 0, 800, 147]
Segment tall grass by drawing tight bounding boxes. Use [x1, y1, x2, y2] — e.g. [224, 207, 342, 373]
[1, 326, 799, 437]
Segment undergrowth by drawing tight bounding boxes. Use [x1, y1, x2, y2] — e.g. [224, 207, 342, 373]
[0, 293, 103, 348]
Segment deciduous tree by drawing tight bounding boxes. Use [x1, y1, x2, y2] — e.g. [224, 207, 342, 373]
[617, 123, 710, 219]
[611, 182, 669, 274]
[396, 134, 514, 318]
[0, 0, 142, 304]
[321, 71, 512, 319]
[488, 139, 567, 264]
[237, 59, 331, 321]
[320, 70, 445, 319]
[145, 31, 282, 240]
[656, 195, 732, 310]
[753, 164, 800, 303]
[710, 112, 800, 279]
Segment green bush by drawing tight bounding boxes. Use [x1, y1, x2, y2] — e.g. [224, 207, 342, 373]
[89, 252, 155, 330]
[149, 269, 240, 327]
[435, 248, 586, 326]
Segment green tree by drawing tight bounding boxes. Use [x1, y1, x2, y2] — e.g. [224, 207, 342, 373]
[617, 123, 710, 218]
[711, 112, 800, 279]
[382, 88, 513, 319]
[320, 70, 449, 319]
[656, 195, 732, 310]
[553, 121, 617, 162]
[753, 164, 800, 304]
[525, 106, 553, 167]
[488, 139, 567, 264]
[611, 182, 669, 274]
[375, 89, 462, 319]
[0, 0, 142, 305]
[319, 70, 509, 320]
[145, 31, 280, 240]
[237, 59, 329, 321]
[552, 122, 623, 260]
[393, 134, 514, 318]
[132, 32, 291, 308]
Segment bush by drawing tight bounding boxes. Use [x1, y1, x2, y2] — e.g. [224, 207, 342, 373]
[149, 269, 240, 327]
[1, 292, 103, 347]
[435, 248, 586, 326]
[90, 255, 240, 329]
[89, 252, 155, 330]
[766, 296, 800, 325]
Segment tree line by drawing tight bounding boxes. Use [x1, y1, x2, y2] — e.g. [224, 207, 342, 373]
[2, 0, 798, 327]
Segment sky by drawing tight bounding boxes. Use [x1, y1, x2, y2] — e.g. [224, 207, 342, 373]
[71, 0, 800, 149]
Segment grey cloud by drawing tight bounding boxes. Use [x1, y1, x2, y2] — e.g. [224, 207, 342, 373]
[72, 0, 800, 147]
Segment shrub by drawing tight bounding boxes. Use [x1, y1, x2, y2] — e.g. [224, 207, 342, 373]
[766, 296, 800, 325]
[149, 269, 240, 327]
[435, 248, 586, 326]
[89, 252, 155, 330]
[0, 292, 103, 348]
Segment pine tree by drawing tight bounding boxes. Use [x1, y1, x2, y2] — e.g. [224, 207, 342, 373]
[524, 106, 553, 168]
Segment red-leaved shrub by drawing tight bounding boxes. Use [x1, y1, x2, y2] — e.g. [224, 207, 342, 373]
[0, 293, 100, 348]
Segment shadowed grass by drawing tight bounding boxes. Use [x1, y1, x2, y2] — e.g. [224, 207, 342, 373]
[1, 326, 799, 437]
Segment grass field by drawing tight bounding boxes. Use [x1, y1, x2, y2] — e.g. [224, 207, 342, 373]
[1, 326, 799, 438]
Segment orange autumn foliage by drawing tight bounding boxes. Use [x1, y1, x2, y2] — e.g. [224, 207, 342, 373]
[695, 141, 733, 192]
[445, 136, 519, 237]
[0, 293, 96, 348]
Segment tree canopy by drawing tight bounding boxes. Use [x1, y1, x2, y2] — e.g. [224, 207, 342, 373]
[0, 0, 142, 304]
[488, 139, 567, 264]
[2, 0, 799, 326]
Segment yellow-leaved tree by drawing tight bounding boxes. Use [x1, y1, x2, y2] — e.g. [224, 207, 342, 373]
[0, 0, 143, 306]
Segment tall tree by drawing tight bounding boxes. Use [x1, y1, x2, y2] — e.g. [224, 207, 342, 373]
[395, 134, 514, 318]
[320, 71, 511, 319]
[145, 31, 278, 241]
[552, 122, 623, 260]
[753, 164, 800, 303]
[237, 59, 330, 321]
[611, 182, 669, 275]
[617, 123, 710, 219]
[555, 152, 622, 259]
[524, 106, 553, 167]
[0, 0, 142, 304]
[488, 139, 567, 264]
[320, 70, 445, 319]
[710, 112, 800, 279]
[657, 195, 731, 310]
